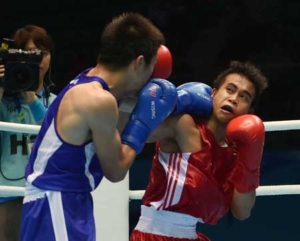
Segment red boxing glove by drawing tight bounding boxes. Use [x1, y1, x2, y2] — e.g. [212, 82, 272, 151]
[226, 114, 265, 192]
[151, 45, 172, 79]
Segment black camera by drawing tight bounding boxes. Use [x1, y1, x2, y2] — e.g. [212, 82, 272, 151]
[0, 38, 42, 93]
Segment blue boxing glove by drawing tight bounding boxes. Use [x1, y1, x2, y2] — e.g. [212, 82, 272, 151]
[121, 78, 177, 154]
[173, 82, 212, 117]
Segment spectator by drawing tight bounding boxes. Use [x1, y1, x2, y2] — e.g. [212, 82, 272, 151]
[0, 25, 55, 241]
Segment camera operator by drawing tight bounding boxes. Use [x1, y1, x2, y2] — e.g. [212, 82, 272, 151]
[0, 25, 56, 241]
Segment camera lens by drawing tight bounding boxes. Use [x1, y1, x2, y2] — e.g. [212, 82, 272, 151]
[5, 62, 39, 92]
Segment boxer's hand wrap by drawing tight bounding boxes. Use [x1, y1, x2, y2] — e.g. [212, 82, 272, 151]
[121, 78, 177, 154]
[173, 82, 212, 117]
[151, 45, 173, 79]
[227, 114, 265, 192]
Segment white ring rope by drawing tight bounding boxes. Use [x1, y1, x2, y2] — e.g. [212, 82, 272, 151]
[129, 185, 300, 200]
[1, 185, 300, 198]
[0, 186, 25, 197]
[0, 121, 40, 134]
[128, 185, 300, 200]
[1, 120, 300, 134]
[0, 120, 299, 198]
[264, 120, 300, 132]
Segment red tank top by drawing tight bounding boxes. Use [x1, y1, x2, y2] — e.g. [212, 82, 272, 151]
[142, 122, 237, 224]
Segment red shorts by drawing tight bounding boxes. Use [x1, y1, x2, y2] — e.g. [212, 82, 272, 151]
[130, 230, 210, 241]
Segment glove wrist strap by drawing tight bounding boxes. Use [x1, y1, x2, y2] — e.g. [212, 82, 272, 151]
[121, 121, 151, 154]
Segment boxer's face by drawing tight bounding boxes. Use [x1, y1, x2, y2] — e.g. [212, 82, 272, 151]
[127, 55, 157, 97]
[140, 55, 157, 85]
[211, 73, 256, 124]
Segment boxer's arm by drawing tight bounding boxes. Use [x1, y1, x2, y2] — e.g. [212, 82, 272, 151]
[148, 81, 212, 143]
[227, 114, 265, 192]
[148, 114, 202, 153]
[86, 92, 135, 182]
[121, 78, 177, 154]
[118, 83, 207, 153]
[146, 117, 174, 143]
[173, 82, 212, 117]
[88, 79, 177, 182]
[117, 110, 131, 133]
[227, 114, 265, 219]
[117, 98, 137, 133]
[231, 189, 256, 220]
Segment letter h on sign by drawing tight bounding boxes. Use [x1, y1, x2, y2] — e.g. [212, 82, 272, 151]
[10, 134, 28, 155]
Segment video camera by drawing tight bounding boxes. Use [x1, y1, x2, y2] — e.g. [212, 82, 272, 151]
[0, 38, 42, 93]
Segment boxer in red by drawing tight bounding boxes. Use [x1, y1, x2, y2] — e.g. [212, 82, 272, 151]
[130, 61, 268, 241]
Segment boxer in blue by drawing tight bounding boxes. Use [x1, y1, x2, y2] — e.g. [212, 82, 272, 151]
[20, 13, 176, 241]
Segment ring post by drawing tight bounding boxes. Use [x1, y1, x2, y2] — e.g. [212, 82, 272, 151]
[93, 173, 129, 241]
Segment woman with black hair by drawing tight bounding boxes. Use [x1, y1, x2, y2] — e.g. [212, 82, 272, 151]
[0, 25, 56, 241]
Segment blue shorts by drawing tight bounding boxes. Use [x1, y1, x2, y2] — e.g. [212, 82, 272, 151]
[20, 187, 95, 241]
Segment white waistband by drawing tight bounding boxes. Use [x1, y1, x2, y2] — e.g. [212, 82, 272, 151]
[135, 205, 202, 239]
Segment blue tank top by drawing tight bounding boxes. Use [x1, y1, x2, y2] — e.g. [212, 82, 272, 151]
[25, 69, 109, 192]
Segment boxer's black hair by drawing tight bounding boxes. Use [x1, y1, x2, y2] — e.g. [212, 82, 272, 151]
[213, 61, 268, 107]
[97, 12, 165, 70]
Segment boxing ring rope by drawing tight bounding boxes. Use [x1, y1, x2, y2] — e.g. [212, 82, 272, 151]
[1, 119, 300, 198]
[1, 119, 300, 134]
[1, 119, 300, 241]
[129, 185, 300, 199]
[0, 121, 40, 134]
[263, 120, 300, 131]
[2, 184, 300, 199]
